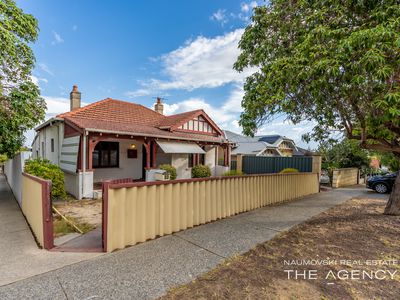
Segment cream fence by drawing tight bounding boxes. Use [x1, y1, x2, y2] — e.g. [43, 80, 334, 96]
[332, 168, 359, 188]
[21, 173, 54, 249]
[103, 172, 319, 252]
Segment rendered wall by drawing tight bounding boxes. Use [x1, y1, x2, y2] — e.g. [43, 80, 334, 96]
[4, 151, 31, 206]
[171, 154, 191, 179]
[332, 168, 359, 188]
[93, 139, 143, 182]
[104, 172, 319, 252]
[64, 171, 94, 199]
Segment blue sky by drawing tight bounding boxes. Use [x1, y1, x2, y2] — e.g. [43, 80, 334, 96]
[18, 0, 316, 148]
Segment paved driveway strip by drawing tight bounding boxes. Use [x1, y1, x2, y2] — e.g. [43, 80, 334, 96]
[0, 182, 379, 300]
[0, 175, 102, 287]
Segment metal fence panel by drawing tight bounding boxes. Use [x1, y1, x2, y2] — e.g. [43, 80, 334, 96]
[242, 156, 312, 174]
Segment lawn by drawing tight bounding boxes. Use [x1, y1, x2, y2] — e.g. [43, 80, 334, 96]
[163, 197, 400, 299]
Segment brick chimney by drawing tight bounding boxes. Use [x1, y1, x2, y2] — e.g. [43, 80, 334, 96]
[154, 97, 164, 114]
[70, 85, 81, 111]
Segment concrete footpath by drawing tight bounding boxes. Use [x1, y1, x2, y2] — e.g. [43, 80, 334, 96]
[0, 179, 374, 299]
[0, 175, 103, 287]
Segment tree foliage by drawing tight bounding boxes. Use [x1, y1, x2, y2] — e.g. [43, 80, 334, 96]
[24, 158, 67, 200]
[318, 138, 370, 170]
[0, 0, 46, 157]
[234, 0, 400, 155]
[159, 164, 177, 180]
[191, 164, 212, 178]
[376, 152, 400, 171]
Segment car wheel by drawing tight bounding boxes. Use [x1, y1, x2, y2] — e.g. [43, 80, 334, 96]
[374, 183, 388, 194]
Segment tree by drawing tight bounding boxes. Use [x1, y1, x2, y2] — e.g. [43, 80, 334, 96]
[0, 0, 46, 157]
[319, 139, 370, 171]
[234, 0, 400, 215]
[376, 152, 400, 172]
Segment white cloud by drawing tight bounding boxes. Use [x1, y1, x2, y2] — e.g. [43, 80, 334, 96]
[38, 63, 54, 76]
[51, 31, 64, 45]
[43, 96, 89, 117]
[30, 75, 48, 86]
[145, 29, 255, 91]
[210, 9, 228, 25]
[222, 85, 244, 113]
[125, 89, 152, 98]
[43, 96, 71, 116]
[161, 97, 235, 125]
[241, 1, 257, 12]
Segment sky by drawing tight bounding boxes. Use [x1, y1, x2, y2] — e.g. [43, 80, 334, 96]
[18, 0, 316, 149]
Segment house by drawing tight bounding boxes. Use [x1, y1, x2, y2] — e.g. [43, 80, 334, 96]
[224, 130, 309, 159]
[32, 86, 230, 199]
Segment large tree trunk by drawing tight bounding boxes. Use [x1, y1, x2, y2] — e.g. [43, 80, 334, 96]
[384, 174, 400, 215]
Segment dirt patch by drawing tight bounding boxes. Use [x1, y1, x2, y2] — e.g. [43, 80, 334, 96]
[162, 198, 400, 299]
[53, 198, 102, 228]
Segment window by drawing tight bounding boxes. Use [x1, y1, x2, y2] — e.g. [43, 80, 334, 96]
[51, 138, 55, 152]
[93, 142, 119, 168]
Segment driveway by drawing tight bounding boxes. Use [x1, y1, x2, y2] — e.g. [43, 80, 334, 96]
[0, 175, 103, 287]
[0, 181, 383, 299]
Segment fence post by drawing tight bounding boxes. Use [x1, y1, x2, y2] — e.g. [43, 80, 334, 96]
[236, 154, 243, 173]
[311, 155, 321, 174]
[102, 181, 111, 252]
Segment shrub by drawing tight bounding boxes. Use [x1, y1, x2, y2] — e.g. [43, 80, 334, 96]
[222, 170, 244, 176]
[159, 164, 177, 180]
[191, 164, 211, 178]
[24, 158, 67, 200]
[279, 168, 299, 174]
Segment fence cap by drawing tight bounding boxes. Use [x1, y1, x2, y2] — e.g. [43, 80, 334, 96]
[106, 172, 318, 189]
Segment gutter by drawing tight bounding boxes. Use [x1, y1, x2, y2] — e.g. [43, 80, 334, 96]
[84, 128, 229, 144]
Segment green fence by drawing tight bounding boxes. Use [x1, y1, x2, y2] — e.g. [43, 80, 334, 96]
[242, 156, 312, 174]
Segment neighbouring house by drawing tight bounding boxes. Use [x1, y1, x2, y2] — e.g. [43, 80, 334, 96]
[32, 86, 231, 199]
[224, 130, 311, 160]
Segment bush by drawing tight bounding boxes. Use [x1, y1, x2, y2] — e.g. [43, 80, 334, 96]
[24, 158, 67, 200]
[279, 168, 299, 174]
[191, 164, 211, 178]
[159, 164, 177, 180]
[222, 170, 244, 176]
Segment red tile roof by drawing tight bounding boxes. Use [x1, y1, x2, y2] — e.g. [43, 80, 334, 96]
[158, 110, 202, 128]
[57, 98, 226, 143]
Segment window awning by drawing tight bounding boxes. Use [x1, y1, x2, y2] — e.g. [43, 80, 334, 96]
[156, 140, 205, 154]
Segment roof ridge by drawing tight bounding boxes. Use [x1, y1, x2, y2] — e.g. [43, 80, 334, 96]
[57, 98, 164, 119]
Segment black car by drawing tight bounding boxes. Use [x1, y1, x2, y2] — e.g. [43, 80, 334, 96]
[366, 171, 398, 194]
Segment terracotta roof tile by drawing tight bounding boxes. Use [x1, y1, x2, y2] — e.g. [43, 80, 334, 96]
[158, 110, 202, 128]
[57, 98, 226, 143]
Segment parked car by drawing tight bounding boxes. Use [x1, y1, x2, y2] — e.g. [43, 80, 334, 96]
[366, 171, 398, 194]
[320, 170, 330, 184]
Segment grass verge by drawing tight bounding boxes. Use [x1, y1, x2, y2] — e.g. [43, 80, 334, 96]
[162, 197, 400, 300]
